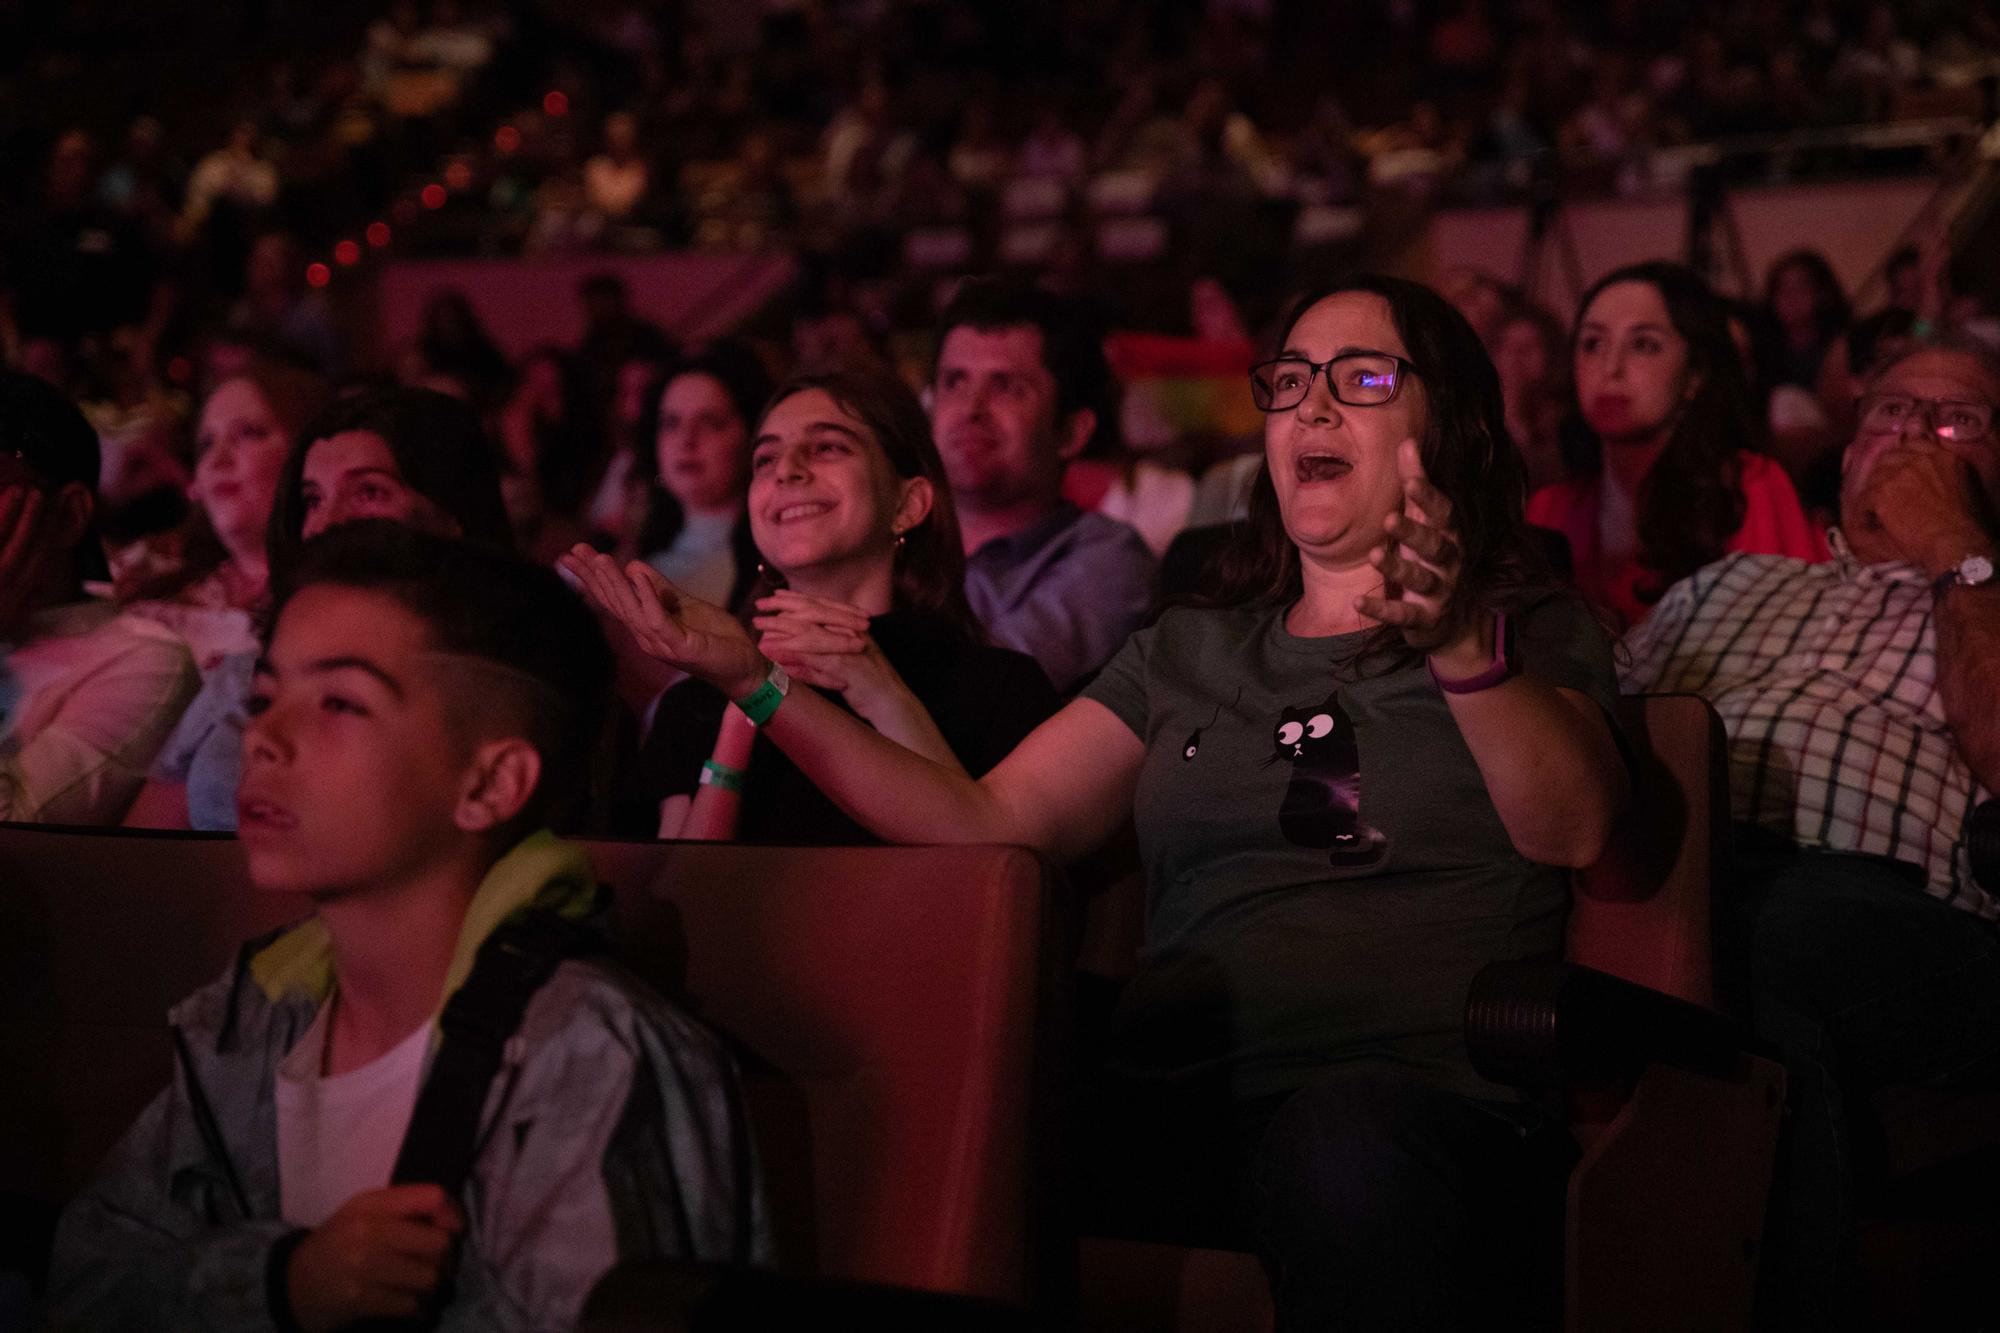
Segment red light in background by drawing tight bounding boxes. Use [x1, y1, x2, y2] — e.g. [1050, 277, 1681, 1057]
[305, 263, 332, 288]
[495, 125, 522, 153]
[444, 161, 473, 191]
[542, 90, 569, 117]
[166, 356, 192, 384]
[392, 198, 420, 225]
[333, 239, 362, 266]
[366, 221, 392, 247]
[421, 183, 447, 209]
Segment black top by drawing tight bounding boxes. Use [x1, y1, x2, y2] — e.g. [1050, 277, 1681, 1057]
[630, 608, 1060, 844]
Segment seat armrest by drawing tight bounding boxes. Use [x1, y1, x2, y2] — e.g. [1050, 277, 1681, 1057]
[579, 1260, 1037, 1332]
[1465, 959, 1766, 1089]
[1968, 797, 1999, 893]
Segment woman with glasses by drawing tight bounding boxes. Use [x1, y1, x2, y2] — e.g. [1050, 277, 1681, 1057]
[564, 275, 1629, 1329]
[1529, 261, 1825, 630]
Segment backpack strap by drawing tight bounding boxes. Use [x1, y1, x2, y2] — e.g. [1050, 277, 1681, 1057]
[390, 896, 605, 1193]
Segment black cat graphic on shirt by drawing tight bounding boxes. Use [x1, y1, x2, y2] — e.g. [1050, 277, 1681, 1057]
[1271, 692, 1388, 867]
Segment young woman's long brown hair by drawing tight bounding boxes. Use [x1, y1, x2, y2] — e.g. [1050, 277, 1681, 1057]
[747, 369, 985, 642]
[1561, 261, 1757, 604]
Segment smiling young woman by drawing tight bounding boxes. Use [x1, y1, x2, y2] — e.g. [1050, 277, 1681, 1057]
[622, 368, 1058, 843]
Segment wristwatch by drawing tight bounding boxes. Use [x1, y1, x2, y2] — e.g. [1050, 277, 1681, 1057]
[1931, 553, 1997, 599]
[732, 661, 792, 726]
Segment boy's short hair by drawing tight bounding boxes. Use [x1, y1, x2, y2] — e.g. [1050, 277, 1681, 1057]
[270, 521, 613, 835]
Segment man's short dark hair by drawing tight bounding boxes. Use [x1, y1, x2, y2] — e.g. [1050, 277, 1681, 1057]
[934, 276, 1114, 439]
[0, 370, 111, 581]
[270, 521, 614, 836]
[0, 370, 99, 493]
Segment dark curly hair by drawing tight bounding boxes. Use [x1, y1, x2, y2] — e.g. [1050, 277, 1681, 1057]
[1563, 261, 1755, 606]
[1210, 273, 1557, 666]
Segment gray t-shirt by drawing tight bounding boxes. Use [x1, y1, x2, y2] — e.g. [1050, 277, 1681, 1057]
[1082, 593, 1620, 1102]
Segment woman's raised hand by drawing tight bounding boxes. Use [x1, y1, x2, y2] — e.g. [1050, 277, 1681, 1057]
[559, 546, 766, 697]
[751, 590, 904, 709]
[1354, 438, 1467, 655]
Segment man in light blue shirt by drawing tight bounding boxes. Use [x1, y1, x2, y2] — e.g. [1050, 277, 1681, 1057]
[930, 277, 1156, 692]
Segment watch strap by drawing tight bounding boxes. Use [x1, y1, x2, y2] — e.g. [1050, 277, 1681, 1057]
[1931, 554, 1996, 598]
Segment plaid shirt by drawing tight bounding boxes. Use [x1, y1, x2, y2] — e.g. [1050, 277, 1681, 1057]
[1620, 532, 1994, 920]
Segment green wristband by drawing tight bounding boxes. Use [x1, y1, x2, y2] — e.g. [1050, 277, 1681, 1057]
[732, 662, 791, 727]
[699, 759, 746, 792]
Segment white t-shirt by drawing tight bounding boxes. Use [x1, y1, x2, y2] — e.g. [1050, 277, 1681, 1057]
[275, 998, 432, 1228]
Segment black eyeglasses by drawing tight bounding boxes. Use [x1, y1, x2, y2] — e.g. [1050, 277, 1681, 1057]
[1248, 352, 1417, 413]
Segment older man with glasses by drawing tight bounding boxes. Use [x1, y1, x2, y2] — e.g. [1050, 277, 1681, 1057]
[1621, 338, 2000, 1330]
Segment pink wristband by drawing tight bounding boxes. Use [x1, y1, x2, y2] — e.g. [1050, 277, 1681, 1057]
[1428, 612, 1513, 694]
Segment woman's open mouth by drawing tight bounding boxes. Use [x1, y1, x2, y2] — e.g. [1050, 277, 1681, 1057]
[1295, 452, 1352, 482]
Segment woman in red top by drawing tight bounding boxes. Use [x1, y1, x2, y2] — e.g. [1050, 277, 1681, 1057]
[1528, 261, 1825, 629]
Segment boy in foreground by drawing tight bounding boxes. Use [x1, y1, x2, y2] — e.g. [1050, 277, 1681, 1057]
[49, 522, 766, 1331]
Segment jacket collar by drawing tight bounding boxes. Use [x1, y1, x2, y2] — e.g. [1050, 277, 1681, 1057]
[244, 830, 600, 1022]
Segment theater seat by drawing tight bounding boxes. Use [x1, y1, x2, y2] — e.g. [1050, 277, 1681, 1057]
[1468, 694, 1786, 1333]
[586, 840, 1068, 1306]
[0, 828, 1067, 1310]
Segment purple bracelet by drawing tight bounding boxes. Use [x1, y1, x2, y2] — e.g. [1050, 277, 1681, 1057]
[1428, 612, 1512, 694]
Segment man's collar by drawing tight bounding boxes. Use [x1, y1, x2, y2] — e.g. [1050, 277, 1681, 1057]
[1826, 526, 1928, 585]
[969, 499, 1082, 560]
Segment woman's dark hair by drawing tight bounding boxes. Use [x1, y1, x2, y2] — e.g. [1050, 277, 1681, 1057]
[508, 345, 603, 517]
[751, 368, 983, 641]
[416, 288, 510, 402]
[1762, 249, 1852, 351]
[1563, 261, 1756, 605]
[266, 386, 515, 575]
[270, 520, 612, 836]
[631, 342, 771, 611]
[1210, 273, 1555, 662]
[118, 361, 332, 605]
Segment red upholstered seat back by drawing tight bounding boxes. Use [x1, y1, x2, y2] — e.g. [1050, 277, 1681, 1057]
[1567, 693, 1728, 1009]
[0, 828, 294, 1204]
[0, 828, 1064, 1306]
[587, 840, 1065, 1303]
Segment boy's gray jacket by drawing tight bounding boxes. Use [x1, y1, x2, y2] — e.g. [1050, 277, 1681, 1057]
[45, 833, 770, 1331]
